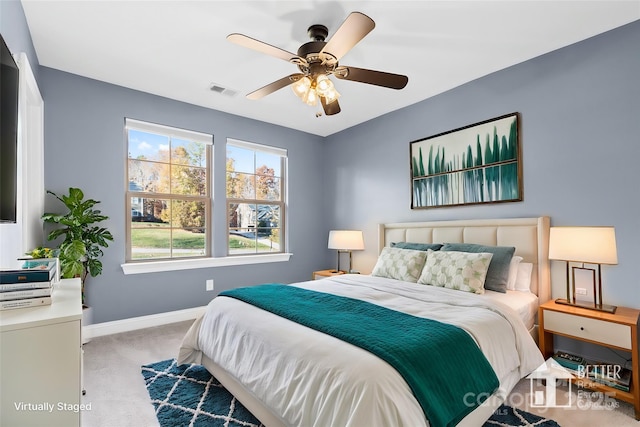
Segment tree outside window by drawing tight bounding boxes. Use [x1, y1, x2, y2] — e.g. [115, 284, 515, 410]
[226, 140, 286, 255]
[126, 119, 211, 261]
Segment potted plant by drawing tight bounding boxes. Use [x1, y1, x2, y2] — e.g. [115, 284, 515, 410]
[42, 187, 113, 316]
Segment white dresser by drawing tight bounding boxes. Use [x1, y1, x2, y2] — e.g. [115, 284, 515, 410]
[0, 278, 82, 427]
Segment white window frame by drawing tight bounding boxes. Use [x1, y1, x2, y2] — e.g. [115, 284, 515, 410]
[226, 138, 287, 256]
[121, 126, 292, 275]
[124, 118, 212, 262]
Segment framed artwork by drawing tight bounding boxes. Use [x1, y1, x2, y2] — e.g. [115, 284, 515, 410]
[410, 112, 522, 209]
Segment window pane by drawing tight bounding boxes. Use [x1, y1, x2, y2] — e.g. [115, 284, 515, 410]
[229, 228, 258, 255]
[227, 145, 254, 174]
[171, 165, 206, 196]
[227, 204, 281, 254]
[256, 174, 280, 201]
[128, 159, 170, 193]
[130, 198, 170, 259]
[228, 202, 258, 255]
[265, 227, 281, 253]
[130, 198, 208, 259]
[228, 203, 240, 228]
[257, 204, 279, 229]
[172, 138, 206, 167]
[226, 171, 255, 199]
[128, 130, 169, 162]
[131, 227, 171, 260]
[256, 204, 280, 253]
[171, 228, 206, 258]
[229, 203, 256, 229]
[226, 171, 241, 198]
[170, 200, 206, 229]
[235, 173, 256, 199]
[131, 197, 168, 223]
[128, 160, 146, 190]
[256, 151, 281, 176]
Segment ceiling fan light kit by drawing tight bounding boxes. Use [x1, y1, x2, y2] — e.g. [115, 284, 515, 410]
[291, 74, 340, 107]
[228, 11, 408, 116]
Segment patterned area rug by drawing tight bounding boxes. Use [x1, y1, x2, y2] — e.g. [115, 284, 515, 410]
[142, 359, 561, 427]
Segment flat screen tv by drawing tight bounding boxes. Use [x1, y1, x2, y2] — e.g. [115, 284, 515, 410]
[1, 33, 19, 223]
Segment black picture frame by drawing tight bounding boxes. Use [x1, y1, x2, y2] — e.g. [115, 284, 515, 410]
[410, 112, 522, 209]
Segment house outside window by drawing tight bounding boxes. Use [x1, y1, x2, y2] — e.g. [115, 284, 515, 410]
[125, 118, 212, 261]
[226, 139, 286, 255]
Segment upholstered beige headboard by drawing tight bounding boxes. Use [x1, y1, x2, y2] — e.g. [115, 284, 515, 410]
[378, 217, 551, 303]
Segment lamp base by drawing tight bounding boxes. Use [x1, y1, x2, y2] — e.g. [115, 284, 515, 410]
[555, 298, 617, 314]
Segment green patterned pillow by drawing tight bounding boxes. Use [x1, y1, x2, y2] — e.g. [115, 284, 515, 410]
[371, 247, 428, 283]
[440, 243, 515, 293]
[417, 250, 493, 294]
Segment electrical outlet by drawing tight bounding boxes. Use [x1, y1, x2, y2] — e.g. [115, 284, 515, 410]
[206, 279, 214, 291]
[575, 287, 587, 295]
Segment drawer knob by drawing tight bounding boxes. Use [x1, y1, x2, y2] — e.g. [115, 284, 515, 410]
[580, 327, 584, 331]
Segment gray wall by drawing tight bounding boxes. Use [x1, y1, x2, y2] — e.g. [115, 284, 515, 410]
[39, 68, 327, 323]
[4, 1, 640, 322]
[0, 0, 40, 82]
[323, 21, 640, 309]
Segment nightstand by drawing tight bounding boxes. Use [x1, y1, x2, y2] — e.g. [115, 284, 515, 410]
[539, 300, 640, 419]
[312, 269, 345, 280]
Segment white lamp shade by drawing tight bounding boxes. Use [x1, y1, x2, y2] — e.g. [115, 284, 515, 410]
[328, 230, 364, 250]
[549, 226, 618, 264]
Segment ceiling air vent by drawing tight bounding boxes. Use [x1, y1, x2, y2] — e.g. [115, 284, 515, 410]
[209, 83, 238, 97]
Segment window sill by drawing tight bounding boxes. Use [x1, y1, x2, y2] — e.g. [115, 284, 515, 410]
[121, 253, 292, 275]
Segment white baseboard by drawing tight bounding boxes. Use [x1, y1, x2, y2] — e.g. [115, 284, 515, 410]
[83, 306, 207, 340]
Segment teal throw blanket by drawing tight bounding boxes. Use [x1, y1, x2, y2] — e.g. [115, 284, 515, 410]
[220, 284, 499, 427]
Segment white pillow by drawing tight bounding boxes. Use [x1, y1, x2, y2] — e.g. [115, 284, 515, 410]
[514, 262, 533, 292]
[371, 247, 428, 283]
[506, 256, 523, 290]
[417, 249, 493, 294]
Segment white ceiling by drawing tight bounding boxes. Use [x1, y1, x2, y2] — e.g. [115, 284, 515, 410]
[21, 1, 639, 137]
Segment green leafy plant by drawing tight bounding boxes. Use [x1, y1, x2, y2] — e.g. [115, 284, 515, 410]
[42, 187, 114, 303]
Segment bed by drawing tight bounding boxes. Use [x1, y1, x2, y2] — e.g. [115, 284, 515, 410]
[178, 216, 550, 427]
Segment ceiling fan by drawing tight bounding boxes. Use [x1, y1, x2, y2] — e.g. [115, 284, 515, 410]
[227, 12, 409, 116]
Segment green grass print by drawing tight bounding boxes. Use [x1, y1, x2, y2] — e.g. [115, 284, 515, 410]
[412, 118, 519, 208]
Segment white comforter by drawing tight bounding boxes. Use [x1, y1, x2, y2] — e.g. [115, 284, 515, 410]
[178, 275, 544, 427]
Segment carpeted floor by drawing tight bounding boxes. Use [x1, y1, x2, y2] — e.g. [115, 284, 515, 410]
[141, 358, 561, 427]
[81, 320, 640, 427]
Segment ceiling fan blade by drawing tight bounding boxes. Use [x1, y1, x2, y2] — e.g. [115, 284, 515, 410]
[335, 66, 408, 89]
[227, 33, 302, 63]
[321, 97, 341, 116]
[246, 74, 304, 100]
[320, 12, 375, 61]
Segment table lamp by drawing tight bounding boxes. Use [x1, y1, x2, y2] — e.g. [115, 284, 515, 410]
[549, 226, 618, 313]
[328, 230, 364, 273]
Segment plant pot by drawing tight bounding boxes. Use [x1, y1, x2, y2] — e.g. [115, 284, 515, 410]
[82, 304, 93, 344]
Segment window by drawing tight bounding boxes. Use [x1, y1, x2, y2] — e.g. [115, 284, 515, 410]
[226, 139, 286, 255]
[125, 119, 212, 261]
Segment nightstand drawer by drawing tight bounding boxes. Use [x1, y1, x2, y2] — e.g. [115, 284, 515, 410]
[544, 310, 631, 349]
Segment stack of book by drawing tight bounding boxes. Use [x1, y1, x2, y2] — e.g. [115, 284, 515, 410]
[553, 351, 586, 373]
[0, 259, 58, 311]
[590, 363, 632, 392]
[553, 351, 632, 392]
